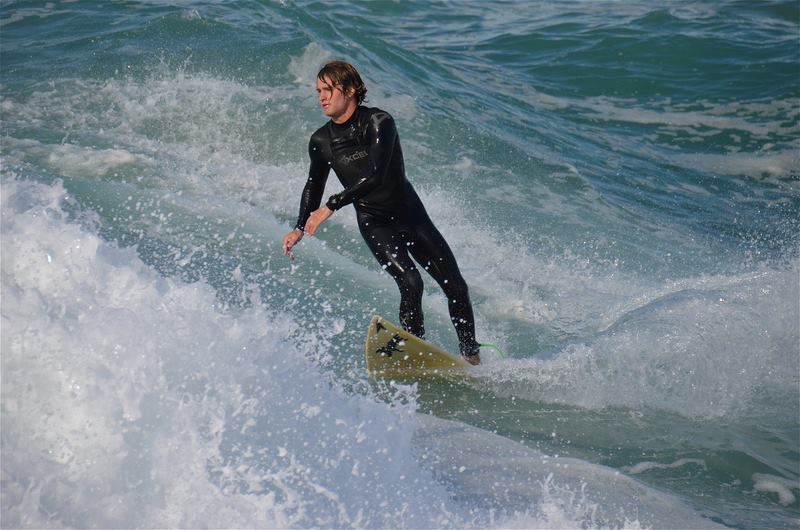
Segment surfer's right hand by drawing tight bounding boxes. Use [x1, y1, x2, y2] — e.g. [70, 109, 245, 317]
[282, 229, 303, 260]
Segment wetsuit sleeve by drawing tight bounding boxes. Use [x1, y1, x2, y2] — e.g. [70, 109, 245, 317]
[294, 135, 331, 231]
[325, 111, 396, 211]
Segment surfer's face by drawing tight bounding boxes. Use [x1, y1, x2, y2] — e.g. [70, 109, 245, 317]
[317, 76, 355, 123]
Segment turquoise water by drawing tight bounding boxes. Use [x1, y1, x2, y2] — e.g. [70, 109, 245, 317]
[1, 1, 798, 528]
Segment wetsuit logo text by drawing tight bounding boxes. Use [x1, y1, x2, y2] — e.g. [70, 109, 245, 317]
[340, 149, 368, 165]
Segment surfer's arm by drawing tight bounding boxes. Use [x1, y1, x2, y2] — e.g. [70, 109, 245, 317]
[302, 204, 333, 236]
[283, 135, 330, 258]
[325, 111, 396, 211]
[294, 135, 331, 231]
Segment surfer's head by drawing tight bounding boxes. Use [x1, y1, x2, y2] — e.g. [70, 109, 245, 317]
[317, 61, 367, 105]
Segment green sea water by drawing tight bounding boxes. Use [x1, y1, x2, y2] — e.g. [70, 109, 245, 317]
[2, 1, 798, 528]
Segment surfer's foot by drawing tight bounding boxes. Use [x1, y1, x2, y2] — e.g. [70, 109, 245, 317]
[462, 353, 481, 365]
[461, 341, 481, 365]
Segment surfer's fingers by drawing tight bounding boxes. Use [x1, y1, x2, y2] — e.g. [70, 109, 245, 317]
[282, 230, 302, 258]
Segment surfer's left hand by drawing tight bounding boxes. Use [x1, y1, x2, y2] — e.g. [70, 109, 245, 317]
[304, 205, 333, 236]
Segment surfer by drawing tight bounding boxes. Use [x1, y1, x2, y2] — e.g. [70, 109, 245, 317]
[282, 60, 481, 365]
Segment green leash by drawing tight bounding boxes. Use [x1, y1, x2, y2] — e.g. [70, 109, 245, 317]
[479, 342, 508, 358]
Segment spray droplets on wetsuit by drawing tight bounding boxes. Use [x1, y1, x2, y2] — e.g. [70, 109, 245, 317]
[295, 105, 480, 358]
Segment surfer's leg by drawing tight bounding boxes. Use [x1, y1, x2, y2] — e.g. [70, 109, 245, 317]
[358, 220, 425, 338]
[407, 218, 480, 360]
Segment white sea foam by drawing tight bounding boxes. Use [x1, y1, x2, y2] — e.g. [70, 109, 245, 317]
[0, 71, 313, 219]
[671, 149, 800, 181]
[0, 3, 68, 28]
[46, 143, 141, 177]
[288, 42, 333, 86]
[414, 414, 723, 529]
[518, 88, 800, 179]
[624, 458, 707, 475]
[0, 178, 454, 528]
[477, 265, 800, 419]
[3, 177, 669, 529]
[581, 95, 799, 142]
[752, 473, 799, 507]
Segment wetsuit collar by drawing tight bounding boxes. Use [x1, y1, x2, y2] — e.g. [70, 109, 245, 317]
[329, 106, 361, 130]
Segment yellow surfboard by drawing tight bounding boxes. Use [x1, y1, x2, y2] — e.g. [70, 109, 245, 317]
[365, 315, 470, 378]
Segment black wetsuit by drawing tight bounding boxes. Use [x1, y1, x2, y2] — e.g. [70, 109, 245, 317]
[294, 105, 479, 357]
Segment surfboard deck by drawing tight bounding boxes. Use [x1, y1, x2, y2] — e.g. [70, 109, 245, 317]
[365, 315, 470, 378]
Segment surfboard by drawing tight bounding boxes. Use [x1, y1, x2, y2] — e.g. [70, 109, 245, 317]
[364, 315, 470, 378]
